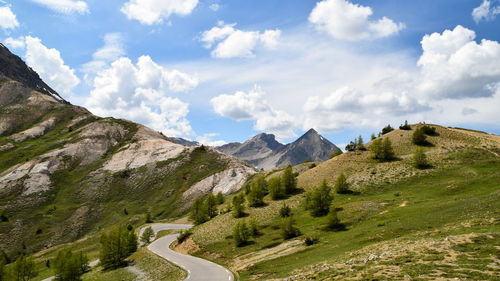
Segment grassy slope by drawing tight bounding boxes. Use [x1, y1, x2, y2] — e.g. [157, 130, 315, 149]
[189, 125, 500, 280]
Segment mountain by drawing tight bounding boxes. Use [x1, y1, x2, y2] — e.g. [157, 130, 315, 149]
[217, 129, 340, 170]
[0, 45, 255, 258]
[170, 137, 200, 147]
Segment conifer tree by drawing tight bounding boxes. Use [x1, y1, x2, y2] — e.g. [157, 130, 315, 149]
[215, 192, 224, 205]
[248, 183, 265, 207]
[232, 194, 246, 218]
[233, 221, 250, 246]
[334, 172, 350, 194]
[205, 193, 218, 218]
[267, 177, 284, 200]
[281, 166, 297, 194]
[305, 179, 333, 217]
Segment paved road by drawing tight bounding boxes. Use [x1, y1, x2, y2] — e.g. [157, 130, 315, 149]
[145, 224, 234, 281]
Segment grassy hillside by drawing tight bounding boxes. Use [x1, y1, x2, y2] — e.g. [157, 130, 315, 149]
[185, 125, 500, 280]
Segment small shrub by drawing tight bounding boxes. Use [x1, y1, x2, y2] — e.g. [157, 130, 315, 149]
[141, 227, 155, 244]
[232, 194, 246, 218]
[308, 163, 316, 169]
[304, 236, 318, 246]
[279, 203, 292, 218]
[399, 120, 411, 130]
[381, 124, 394, 135]
[303, 158, 310, 163]
[421, 125, 437, 135]
[305, 179, 333, 217]
[145, 211, 153, 223]
[325, 205, 344, 230]
[413, 148, 430, 169]
[1, 211, 9, 222]
[371, 133, 376, 140]
[215, 192, 224, 205]
[280, 217, 300, 239]
[233, 221, 250, 246]
[268, 177, 284, 200]
[412, 128, 427, 146]
[177, 229, 192, 244]
[249, 219, 260, 237]
[334, 172, 350, 194]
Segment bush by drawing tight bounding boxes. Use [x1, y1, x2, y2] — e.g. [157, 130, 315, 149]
[305, 179, 333, 217]
[215, 192, 224, 205]
[281, 166, 297, 194]
[281, 217, 300, 239]
[412, 128, 427, 146]
[304, 236, 318, 246]
[141, 226, 155, 244]
[334, 172, 350, 194]
[249, 219, 260, 237]
[177, 229, 192, 244]
[308, 163, 316, 169]
[381, 124, 394, 135]
[421, 125, 437, 135]
[267, 177, 284, 200]
[279, 203, 292, 218]
[413, 148, 429, 169]
[232, 194, 246, 218]
[233, 221, 250, 246]
[330, 149, 342, 159]
[370, 138, 395, 162]
[325, 205, 343, 230]
[371, 133, 376, 140]
[399, 120, 411, 130]
[54, 250, 89, 281]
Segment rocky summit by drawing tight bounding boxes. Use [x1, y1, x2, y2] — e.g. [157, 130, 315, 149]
[217, 129, 340, 170]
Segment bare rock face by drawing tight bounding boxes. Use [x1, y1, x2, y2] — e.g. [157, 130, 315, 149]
[10, 117, 57, 142]
[102, 125, 185, 172]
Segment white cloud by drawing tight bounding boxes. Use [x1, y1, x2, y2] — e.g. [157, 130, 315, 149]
[196, 133, 226, 146]
[308, 0, 405, 41]
[121, 0, 198, 25]
[209, 3, 219, 12]
[303, 87, 430, 133]
[30, 0, 89, 15]
[211, 86, 296, 138]
[417, 25, 500, 99]
[200, 22, 281, 58]
[85, 56, 198, 137]
[24, 36, 80, 98]
[472, 0, 500, 23]
[4, 36, 24, 49]
[0, 6, 19, 30]
[81, 33, 125, 78]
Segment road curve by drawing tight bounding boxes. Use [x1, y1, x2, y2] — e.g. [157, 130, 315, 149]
[144, 224, 234, 281]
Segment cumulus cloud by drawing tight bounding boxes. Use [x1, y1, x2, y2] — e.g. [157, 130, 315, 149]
[211, 86, 295, 138]
[303, 87, 430, 133]
[85, 56, 198, 137]
[472, 0, 500, 23]
[121, 0, 198, 25]
[417, 25, 500, 99]
[24, 36, 80, 98]
[309, 0, 404, 41]
[4, 36, 25, 49]
[30, 0, 89, 15]
[81, 33, 126, 79]
[0, 6, 19, 30]
[200, 22, 281, 58]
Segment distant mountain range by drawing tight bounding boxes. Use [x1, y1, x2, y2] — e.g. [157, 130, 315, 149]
[217, 129, 340, 170]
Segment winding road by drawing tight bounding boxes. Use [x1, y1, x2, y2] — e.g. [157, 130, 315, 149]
[142, 224, 234, 281]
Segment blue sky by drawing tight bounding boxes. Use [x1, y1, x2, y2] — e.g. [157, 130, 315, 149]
[1, 0, 500, 148]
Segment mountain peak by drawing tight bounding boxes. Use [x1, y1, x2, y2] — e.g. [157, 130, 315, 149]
[0, 43, 68, 104]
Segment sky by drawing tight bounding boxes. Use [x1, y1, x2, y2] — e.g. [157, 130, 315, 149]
[1, 0, 499, 148]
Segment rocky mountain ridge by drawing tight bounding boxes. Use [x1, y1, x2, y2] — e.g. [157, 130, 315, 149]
[217, 129, 340, 170]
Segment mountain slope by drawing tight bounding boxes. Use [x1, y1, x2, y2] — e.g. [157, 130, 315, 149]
[0, 45, 255, 259]
[217, 129, 339, 170]
[185, 124, 500, 280]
